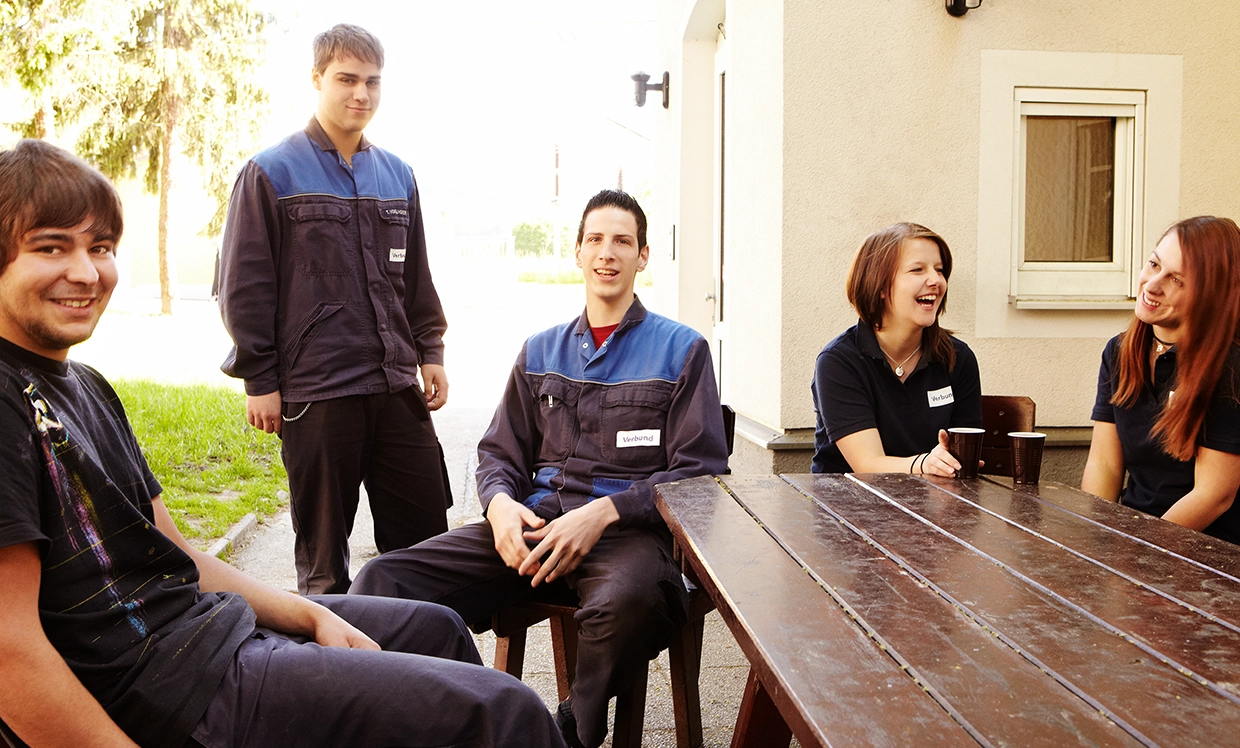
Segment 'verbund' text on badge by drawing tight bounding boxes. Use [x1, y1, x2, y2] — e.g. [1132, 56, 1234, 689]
[616, 429, 660, 448]
[927, 386, 955, 408]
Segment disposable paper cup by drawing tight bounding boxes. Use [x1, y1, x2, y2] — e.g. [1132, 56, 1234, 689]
[1009, 431, 1046, 485]
[947, 427, 985, 479]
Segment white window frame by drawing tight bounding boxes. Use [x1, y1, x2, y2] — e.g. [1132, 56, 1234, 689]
[977, 51, 1181, 337]
[1013, 88, 1145, 301]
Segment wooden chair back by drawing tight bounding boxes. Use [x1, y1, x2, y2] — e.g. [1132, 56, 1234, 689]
[979, 395, 1036, 477]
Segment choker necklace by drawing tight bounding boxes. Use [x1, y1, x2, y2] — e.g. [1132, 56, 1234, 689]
[1153, 333, 1176, 355]
[880, 344, 921, 378]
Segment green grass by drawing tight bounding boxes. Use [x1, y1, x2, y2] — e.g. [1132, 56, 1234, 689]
[113, 379, 287, 548]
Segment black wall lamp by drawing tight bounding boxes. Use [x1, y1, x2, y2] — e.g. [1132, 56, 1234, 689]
[946, 0, 983, 16]
[631, 71, 670, 109]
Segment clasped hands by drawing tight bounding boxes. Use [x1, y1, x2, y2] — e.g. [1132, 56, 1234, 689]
[485, 493, 619, 587]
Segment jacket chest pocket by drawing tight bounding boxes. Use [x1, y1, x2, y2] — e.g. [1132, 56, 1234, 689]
[288, 202, 353, 276]
[601, 382, 673, 468]
[377, 202, 410, 278]
[535, 376, 580, 462]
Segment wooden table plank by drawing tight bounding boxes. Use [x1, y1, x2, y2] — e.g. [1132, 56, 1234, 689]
[655, 475, 979, 748]
[959, 477, 1240, 624]
[978, 477, 1240, 579]
[784, 472, 1240, 747]
[719, 473, 1140, 748]
[850, 473, 1240, 698]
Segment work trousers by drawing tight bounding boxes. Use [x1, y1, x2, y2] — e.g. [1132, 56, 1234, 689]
[350, 521, 689, 748]
[189, 595, 564, 748]
[281, 387, 450, 595]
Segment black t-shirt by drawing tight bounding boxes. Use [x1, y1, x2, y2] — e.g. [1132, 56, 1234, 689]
[1091, 334, 1240, 544]
[0, 337, 255, 748]
[811, 322, 984, 473]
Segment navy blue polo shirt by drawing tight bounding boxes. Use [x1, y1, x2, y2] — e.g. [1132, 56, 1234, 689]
[811, 322, 983, 473]
[1091, 335, 1240, 544]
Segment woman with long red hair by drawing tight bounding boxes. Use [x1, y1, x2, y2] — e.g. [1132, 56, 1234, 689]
[1082, 216, 1240, 543]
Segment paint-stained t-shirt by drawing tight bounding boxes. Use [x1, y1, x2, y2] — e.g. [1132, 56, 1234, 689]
[0, 336, 255, 748]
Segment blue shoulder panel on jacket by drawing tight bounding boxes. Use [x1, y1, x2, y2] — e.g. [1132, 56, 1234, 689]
[358, 147, 415, 201]
[252, 132, 412, 202]
[525, 312, 703, 384]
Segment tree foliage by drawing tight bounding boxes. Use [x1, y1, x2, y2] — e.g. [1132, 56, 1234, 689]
[0, 0, 269, 313]
[0, 0, 110, 138]
[513, 220, 574, 258]
[513, 220, 551, 258]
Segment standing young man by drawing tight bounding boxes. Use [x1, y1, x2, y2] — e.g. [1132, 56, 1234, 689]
[0, 139, 563, 748]
[352, 190, 730, 748]
[218, 24, 451, 594]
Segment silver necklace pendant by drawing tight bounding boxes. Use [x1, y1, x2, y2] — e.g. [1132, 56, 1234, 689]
[1156, 342, 1166, 355]
[882, 343, 919, 378]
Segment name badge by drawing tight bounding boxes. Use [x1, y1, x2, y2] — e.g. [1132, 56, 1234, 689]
[617, 429, 660, 448]
[927, 386, 954, 408]
[389, 248, 407, 262]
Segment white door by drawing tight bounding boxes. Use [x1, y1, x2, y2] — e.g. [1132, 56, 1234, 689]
[711, 31, 730, 399]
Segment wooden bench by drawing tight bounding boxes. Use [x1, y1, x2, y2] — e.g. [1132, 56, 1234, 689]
[655, 472, 1240, 747]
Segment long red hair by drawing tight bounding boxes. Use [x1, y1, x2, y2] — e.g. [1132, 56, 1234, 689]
[1112, 216, 1240, 460]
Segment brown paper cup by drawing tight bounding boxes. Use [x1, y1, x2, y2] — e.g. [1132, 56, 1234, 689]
[1009, 431, 1046, 484]
[947, 427, 985, 479]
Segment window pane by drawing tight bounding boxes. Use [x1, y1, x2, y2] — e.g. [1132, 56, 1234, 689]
[1024, 116, 1115, 262]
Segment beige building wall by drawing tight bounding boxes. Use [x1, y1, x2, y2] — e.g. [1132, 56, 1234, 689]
[655, 0, 1240, 471]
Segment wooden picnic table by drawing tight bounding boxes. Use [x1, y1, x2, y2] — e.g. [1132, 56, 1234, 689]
[654, 473, 1240, 748]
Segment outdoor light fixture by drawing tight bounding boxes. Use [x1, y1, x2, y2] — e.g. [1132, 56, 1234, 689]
[946, 0, 983, 16]
[631, 71, 670, 109]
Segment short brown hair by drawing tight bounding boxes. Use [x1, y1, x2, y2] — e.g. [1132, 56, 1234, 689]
[846, 222, 957, 368]
[312, 24, 384, 74]
[576, 189, 647, 249]
[0, 139, 123, 272]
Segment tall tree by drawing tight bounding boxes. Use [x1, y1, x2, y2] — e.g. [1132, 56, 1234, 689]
[0, 0, 108, 139]
[1, 0, 268, 314]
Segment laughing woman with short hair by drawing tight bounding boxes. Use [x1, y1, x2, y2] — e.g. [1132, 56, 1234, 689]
[811, 223, 983, 477]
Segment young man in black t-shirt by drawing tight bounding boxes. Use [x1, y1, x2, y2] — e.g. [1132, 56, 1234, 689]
[0, 140, 564, 747]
